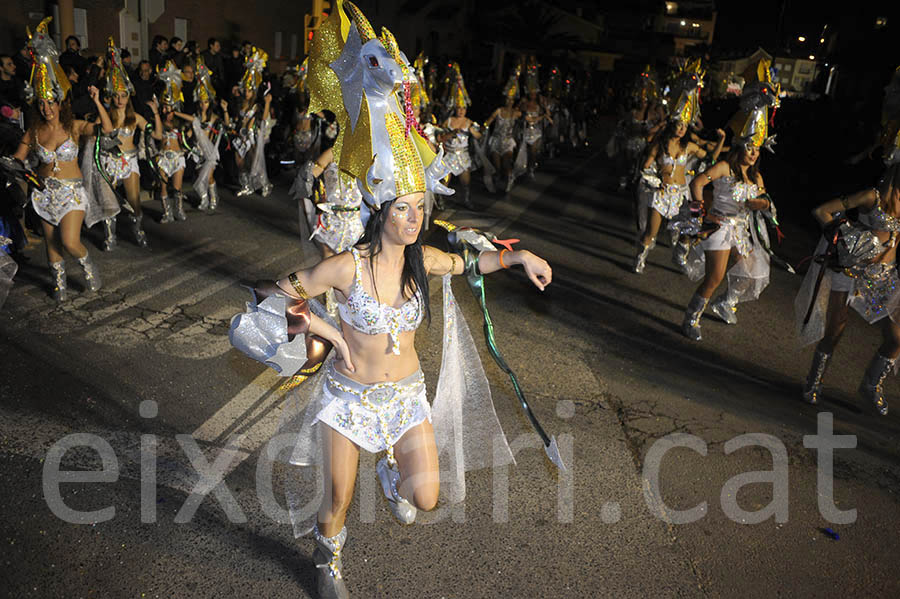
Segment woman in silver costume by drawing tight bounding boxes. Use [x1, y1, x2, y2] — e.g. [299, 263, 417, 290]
[304, 146, 364, 258]
[184, 56, 227, 213]
[485, 92, 522, 193]
[153, 61, 190, 223]
[14, 18, 112, 301]
[441, 62, 480, 209]
[95, 38, 161, 250]
[230, 4, 553, 597]
[633, 119, 721, 274]
[233, 47, 274, 197]
[796, 68, 900, 416]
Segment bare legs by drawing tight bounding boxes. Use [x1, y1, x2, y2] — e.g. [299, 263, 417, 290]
[42, 210, 87, 263]
[316, 419, 439, 537]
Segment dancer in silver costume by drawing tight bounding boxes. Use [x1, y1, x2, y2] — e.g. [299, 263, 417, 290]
[680, 59, 779, 341]
[14, 18, 111, 301]
[485, 64, 523, 193]
[796, 66, 900, 416]
[91, 38, 162, 250]
[154, 61, 189, 223]
[186, 56, 226, 213]
[441, 62, 480, 209]
[229, 4, 553, 597]
[233, 47, 274, 197]
[519, 56, 551, 178]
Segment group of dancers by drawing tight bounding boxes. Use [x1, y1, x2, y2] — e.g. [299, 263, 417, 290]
[612, 58, 900, 418]
[3, 18, 276, 300]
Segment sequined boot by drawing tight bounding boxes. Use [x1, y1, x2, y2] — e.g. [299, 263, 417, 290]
[129, 214, 150, 249]
[632, 242, 653, 274]
[460, 185, 474, 209]
[197, 190, 210, 212]
[376, 456, 417, 524]
[159, 193, 175, 224]
[208, 183, 219, 212]
[858, 353, 893, 416]
[236, 172, 253, 197]
[260, 182, 273, 197]
[313, 525, 350, 599]
[77, 251, 102, 292]
[505, 174, 514, 193]
[102, 217, 117, 251]
[802, 350, 831, 405]
[49, 261, 67, 302]
[672, 238, 690, 272]
[173, 191, 187, 221]
[682, 293, 708, 341]
[709, 288, 739, 325]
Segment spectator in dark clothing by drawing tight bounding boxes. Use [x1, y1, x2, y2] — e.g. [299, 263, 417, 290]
[201, 38, 227, 97]
[66, 60, 103, 119]
[121, 48, 134, 78]
[149, 35, 169, 70]
[132, 60, 156, 121]
[225, 46, 244, 95]
[13, 44, 31, 84]
[59, 35, 88, 79]
[0, 55, 25, 107]
[180, 62, 197, 115]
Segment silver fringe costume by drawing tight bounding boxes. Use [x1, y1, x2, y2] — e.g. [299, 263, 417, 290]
[308, 163, 364, 253]
[441, 124, 473, 176]
[229, 275, 516, 537]
[31, 177, 89, 225]
[190, 117, 222, 208]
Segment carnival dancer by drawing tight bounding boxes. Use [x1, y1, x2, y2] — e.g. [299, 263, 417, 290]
[612, 66, 662, 193]
[634, 60, 720, 274]
[154, 61, 190, 222]
[441, 62, 481, 209]
[93, 38, 162, 249]
[233, 47, 274, 197]
[13, 18, 112, 300]
[680, 61, 780, 341]
[229, 3, 554, 597]
[185, 56, 226, 212]
[485, 64, 524, 193]
[519, 56, 551, 178]
[796, 66, 900, 415]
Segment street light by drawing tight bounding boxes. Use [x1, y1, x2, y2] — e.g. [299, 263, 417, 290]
[797, 36, 806, 42]
[809, 55, 815, 60]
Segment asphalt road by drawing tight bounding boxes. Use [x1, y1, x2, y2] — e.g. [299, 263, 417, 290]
[2, 139, 899, 598]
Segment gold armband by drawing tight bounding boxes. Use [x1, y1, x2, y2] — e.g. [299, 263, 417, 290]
[288, 273, 310, 299]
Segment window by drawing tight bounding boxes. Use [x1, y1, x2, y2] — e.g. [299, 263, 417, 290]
[274, 31, 283, 58]
[174, 18, 188, 42]
[666, 2, 678, 14]
[290, 33, 298, 59]
[782, 64, 792, 72]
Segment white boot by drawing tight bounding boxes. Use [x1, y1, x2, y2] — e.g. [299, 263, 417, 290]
[313, 525, 350, 599]
[376, 456, 417, 524]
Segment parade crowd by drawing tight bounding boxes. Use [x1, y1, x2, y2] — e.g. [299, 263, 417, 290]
[1, 6, 899, 597]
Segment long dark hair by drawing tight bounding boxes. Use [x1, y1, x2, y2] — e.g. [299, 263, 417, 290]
[355, 198, 431, 324]
[725, 145, 761, 184]
[29, 97, 75, 145]
[652, 119, 689, 160]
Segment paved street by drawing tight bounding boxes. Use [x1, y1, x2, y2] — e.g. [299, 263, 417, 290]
[2, 141, 900, 598]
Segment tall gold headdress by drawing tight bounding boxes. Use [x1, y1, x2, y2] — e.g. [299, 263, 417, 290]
[307, 0, 452, 218]
[240, 47, 268, 94]
[157, 60, 184, 108]
[524, 55, 540, 95]
[728, 58, 780, 151]
[445, 61, 471, 110]
[104, 37, 134, 97]
[502, 61, 522, 101]
[194, 56, 216, 103]
[25, 17, 70, 103]
[632, 64, 658, 105]
[668, 58, 704, 126]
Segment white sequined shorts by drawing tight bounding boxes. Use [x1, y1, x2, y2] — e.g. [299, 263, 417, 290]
[158, 150, 186, 178]
[31, 177, 87, 226]
[489, 136, 516, 155]
[443, 147, 473, 176]
[523, 123, 542, 146]
[314, 362, 431, 453]
[102, 149, 140, 183]
[702, 214, 752, 257]
[650, 184, 688, 219]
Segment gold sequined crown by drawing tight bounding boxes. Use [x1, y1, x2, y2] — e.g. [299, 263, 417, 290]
[26, 17, 71, 103]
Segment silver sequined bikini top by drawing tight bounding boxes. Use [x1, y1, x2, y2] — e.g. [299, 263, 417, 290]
[36, 137, 78, 164]
[338, 247, 424, 355]
[859, 203, 900, 233]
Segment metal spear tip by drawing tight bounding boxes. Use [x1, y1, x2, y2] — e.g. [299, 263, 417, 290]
[544, 436, 566, 471]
